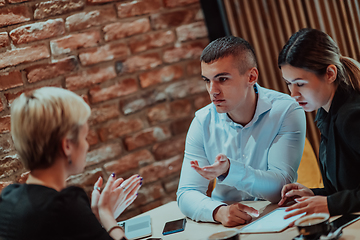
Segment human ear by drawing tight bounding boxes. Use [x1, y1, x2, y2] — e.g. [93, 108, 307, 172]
[248, 67, 258, 85]
[326, 65, 337, 84]
[61, 137, 72, 158]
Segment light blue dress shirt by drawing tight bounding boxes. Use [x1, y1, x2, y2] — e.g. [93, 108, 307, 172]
[176, 84, 306, 222]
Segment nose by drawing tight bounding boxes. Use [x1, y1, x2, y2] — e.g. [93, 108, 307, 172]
[208, 81, 220, 96]
[288, 85, 300, 99]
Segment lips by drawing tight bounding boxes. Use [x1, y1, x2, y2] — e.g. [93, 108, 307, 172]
[212, 99, 225, 104]
[297, 101, 308, 107]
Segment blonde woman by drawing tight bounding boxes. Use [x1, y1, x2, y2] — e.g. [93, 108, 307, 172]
[0, 87, 141, 240]
[278, 28, 360, 219]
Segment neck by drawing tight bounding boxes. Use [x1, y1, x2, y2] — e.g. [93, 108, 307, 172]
[26, 157, 68, 192]
[228, 86, 258, 125]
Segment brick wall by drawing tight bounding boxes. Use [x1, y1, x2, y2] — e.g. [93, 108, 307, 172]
[0, 0, 210, 220]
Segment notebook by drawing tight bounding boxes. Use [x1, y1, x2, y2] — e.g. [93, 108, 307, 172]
[118, 215, 152, 239]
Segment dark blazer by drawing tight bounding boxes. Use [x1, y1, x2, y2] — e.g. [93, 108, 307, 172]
[312, 86, 360, 216]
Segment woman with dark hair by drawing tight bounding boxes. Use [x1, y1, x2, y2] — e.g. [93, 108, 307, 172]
[0, 87, 142, 240]
[277, 28, 360, 218]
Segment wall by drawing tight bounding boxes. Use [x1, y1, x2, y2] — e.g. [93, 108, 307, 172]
[0, 0, 210, 220]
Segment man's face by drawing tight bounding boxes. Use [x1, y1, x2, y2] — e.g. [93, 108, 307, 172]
[201, 55, 254, 116]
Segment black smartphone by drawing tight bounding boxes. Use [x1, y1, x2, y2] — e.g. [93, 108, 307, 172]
[162, 218, 186, 235]
[330, 213, 360, 230]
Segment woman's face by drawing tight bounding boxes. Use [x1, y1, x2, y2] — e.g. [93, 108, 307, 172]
[281, 65, 336, 112]
[69, 122, 89, 174]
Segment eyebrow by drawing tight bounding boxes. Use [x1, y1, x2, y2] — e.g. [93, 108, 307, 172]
[283, 77, 304, 82]
[201, 72, 231, 79]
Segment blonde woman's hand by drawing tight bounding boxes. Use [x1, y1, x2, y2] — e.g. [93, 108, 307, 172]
[91, 176, 103, 220]
[112, 174, 142, 218]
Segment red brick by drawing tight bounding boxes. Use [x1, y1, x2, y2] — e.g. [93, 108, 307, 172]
[0, 115, 11, 133]
[135, 183, 165, 206]
[195, 8, 204, 20]
[116, 0, 162, 18]
[139, 65, 183, 88]
[67, 168, 103, 186]
[0, 133, 15, 155]
[122, 52, 162, 73]
[98, 118, 143, 142]
[10, 19, 65, 45]
[34, 0, 85, 19]
[186, 59, 201, 76]
[176, 21, 208, 42]
[147, 103, 170, 124]
[4, 82, 62, 106]
[164, 0, 199, 8]
[0, 70, 23, 91]
[0, 0, 5, 6]
[89, 78, 138, 103]
[66, 7, 116, 32]
[104, 149, 154, 175]
[0, 45, 50, 69]
[164, 78, 206, 99]
[152, 137, 185, 160]
[163, 41, 206, 63]
[0, 154, 23, 178]
[147, 99, 191, 124]
[129, 30, 175, 54]
[151, 9, 196, 30]
[124, 126, 171, 151]
[9, 0, 29, 3]
[17, 171, 30, 183]
[103, 18, 151, 42]
[139, 155, 182, 183]
[170, 117, 192, 135]
[86, 143, 122, 166]
[164, 177, 180, 192]
[0, 182, 12, 194]
[88, 103, 120, 125]
[0, 99, 3, 112]
[87, 0, 115, 4]
[0, 32, 9, 48]
[139, 200, 162, 213]
[0, 5, 31, 28]
[170, 99, 192, 118]
[25, 57, 78, 83]
[86, 128, 98, 146]
[194, 92, 211, 110]
[50, 30, 100, 56]
[121, 90, 167, 115]
[66, 65, 116, 91]
[79, 42, 128, 66]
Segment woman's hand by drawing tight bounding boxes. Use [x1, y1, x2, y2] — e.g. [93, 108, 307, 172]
[91, 176, 103, 220]
[112, 174, 142, 219]
[278, 182, 314, 207]
[284, 196, 329, 220]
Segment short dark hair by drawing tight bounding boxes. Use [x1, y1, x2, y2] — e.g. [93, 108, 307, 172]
[200, 36, 258, 74]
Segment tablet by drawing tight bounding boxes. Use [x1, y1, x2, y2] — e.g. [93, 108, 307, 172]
[239, 207, 306, 233]
[118, 215, 152, 240]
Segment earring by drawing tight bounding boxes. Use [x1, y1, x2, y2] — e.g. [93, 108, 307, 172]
[68, 155, 72, 165]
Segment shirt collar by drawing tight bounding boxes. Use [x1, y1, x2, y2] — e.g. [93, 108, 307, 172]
[219, 83, 272, 127]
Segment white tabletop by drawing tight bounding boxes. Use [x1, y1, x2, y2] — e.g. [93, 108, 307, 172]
[132, 201, 360, 240]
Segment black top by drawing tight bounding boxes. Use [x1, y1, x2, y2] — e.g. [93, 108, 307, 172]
[0, 184, 113, 240]
[313, 86, 360, 216]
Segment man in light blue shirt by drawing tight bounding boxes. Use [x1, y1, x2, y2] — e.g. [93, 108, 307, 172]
[176, 36, 306, 227]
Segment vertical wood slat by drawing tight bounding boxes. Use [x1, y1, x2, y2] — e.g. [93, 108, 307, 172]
[222, 0, 360, 156]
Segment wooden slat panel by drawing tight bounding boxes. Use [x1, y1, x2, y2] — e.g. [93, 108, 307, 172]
[222, 0, 360, 155]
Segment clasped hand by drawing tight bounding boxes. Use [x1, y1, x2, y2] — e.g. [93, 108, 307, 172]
[91, 174, 142, 220]
[190, 153, 230, 180]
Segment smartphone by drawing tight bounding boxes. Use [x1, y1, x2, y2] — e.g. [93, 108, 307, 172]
[162, 218, 186, 235]
[330, 213, 360, 230]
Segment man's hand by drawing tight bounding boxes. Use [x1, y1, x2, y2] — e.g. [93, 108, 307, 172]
[278, 182, 314, 207]
[190, 154, 230, 180]
[213, 203, 259, 227]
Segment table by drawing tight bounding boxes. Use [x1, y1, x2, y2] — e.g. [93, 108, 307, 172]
[133, 201, 360, 240]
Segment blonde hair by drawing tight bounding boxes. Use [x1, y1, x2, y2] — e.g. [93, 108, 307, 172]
[11, 87, 91, 171]
[278, 28, 360, 92]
